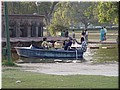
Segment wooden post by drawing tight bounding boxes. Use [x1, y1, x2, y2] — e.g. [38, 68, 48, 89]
[4, 2, 12, 62]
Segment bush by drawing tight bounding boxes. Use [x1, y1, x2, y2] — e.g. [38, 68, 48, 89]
[2, 60, 17, 66]
[48, 24, 68, 36]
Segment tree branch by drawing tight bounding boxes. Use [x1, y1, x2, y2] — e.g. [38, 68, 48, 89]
[48, 2, 58, 16]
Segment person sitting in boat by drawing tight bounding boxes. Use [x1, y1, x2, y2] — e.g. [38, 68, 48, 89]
[76, 37, 87, 52]
[71, 39, 81, 49]
[81, 37, 87, 52]
[64, 37, 73, 50]
[62, 40, 67, 48]
[41, 37, 49, 49]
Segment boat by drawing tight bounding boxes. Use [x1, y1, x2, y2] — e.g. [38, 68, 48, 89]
[15, 45, 85, 60]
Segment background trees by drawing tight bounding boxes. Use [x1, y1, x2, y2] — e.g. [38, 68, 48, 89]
[48, 2, 72, 35]
[95, 2, 118, 25]
[48, 2, 99, 35]
[68, 2, 98, 29]
[6, 1, 119, 36]
[7, 2, 37, 14]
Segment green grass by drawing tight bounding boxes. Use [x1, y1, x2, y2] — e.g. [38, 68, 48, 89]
[68, 30, 118, 40]
[2, 60, 17, 66]
[2, 68, 118, 89]
[2, 30, 118, 89]
[92, 44, 118, 64]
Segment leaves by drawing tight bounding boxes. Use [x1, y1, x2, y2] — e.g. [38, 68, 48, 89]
[6, 2, 118, 35]
[96, 2, 118, 24]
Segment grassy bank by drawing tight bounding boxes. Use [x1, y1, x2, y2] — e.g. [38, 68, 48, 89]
[2, 68, 118, 89]
[68, 30, 118, 41]
[92, 44, 118, 64]
[2, 30, 118, 89]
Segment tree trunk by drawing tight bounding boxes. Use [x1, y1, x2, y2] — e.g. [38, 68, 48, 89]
[85, 24, 88, 29]
[45, 2, 58, 36]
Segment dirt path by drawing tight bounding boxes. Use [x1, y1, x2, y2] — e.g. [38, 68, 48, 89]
[16, 62, 118, 77]
[14, 43, 118, 77]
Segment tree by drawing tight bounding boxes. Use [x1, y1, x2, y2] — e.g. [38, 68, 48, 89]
[48, 2, 73, 36]
[95, 2, 118, 25]
[7, 2, 58, 24]
[49, 1, 99, 33]
[70, 2, 99, 29]
[7, 2, 37, 14]
[7, 2, 58, 36]
[36, 2, 58, 36]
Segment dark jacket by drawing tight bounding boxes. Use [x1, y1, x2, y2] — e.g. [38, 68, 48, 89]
[64, 41, 72, 50]
[65, 31, 69, 37]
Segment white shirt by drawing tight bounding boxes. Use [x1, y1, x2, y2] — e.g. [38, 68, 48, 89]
[104, 28, 107, 33]
[71, 42, 81, 48]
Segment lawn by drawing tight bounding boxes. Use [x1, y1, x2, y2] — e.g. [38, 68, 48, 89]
[44, 29, 118, 41]
[92, 44, 118, 64]
[2, 29, 118, 89]
[2, 68, 118, 89]
[53, 29, 118, 42]
[68, 30, 118, 41]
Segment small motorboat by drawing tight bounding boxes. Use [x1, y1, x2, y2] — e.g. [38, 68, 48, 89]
[15, 45, 86, 60]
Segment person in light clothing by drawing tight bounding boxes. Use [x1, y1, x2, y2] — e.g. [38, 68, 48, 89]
[73, 37, 87, 52]
[84, 29, 88, 43]
[104, 26, 107, 40]
[41, 37, 49, 49]
[100, 27, 105, 42]
[71, 39, 81, 48]
[72, 29, 75, 38]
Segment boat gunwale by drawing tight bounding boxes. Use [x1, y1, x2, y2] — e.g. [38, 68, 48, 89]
[14, 47, 83, 53]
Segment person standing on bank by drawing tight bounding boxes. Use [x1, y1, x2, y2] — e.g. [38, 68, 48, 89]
[100, 27, 105, 42]
[81, 30, 85, 37]
[84, 29, 88, 43]
[72, 29, 75, 38]
[61, 30, 65, 37]
[81, 29, 86, 42]
[104, 26, 107, 40]
[65, 29, 69, 37]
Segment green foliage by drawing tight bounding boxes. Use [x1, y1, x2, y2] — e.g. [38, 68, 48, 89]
[50, 2, 99, 30]
[70, 2, 98, 28]
[2, 60, 17, 66]
[6, 2, 118, 34]
[2, 68, 118, 88]
[96, 2, 118, 24]
[47, 24, 56, 36]
[48, 24, 68, 36]
[52, 2, 72, 26]
[7, 2, 58, 36]
[47, 2, 71, 35]
[7, 2, 37, 14]
[36, 2, 51, 15]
